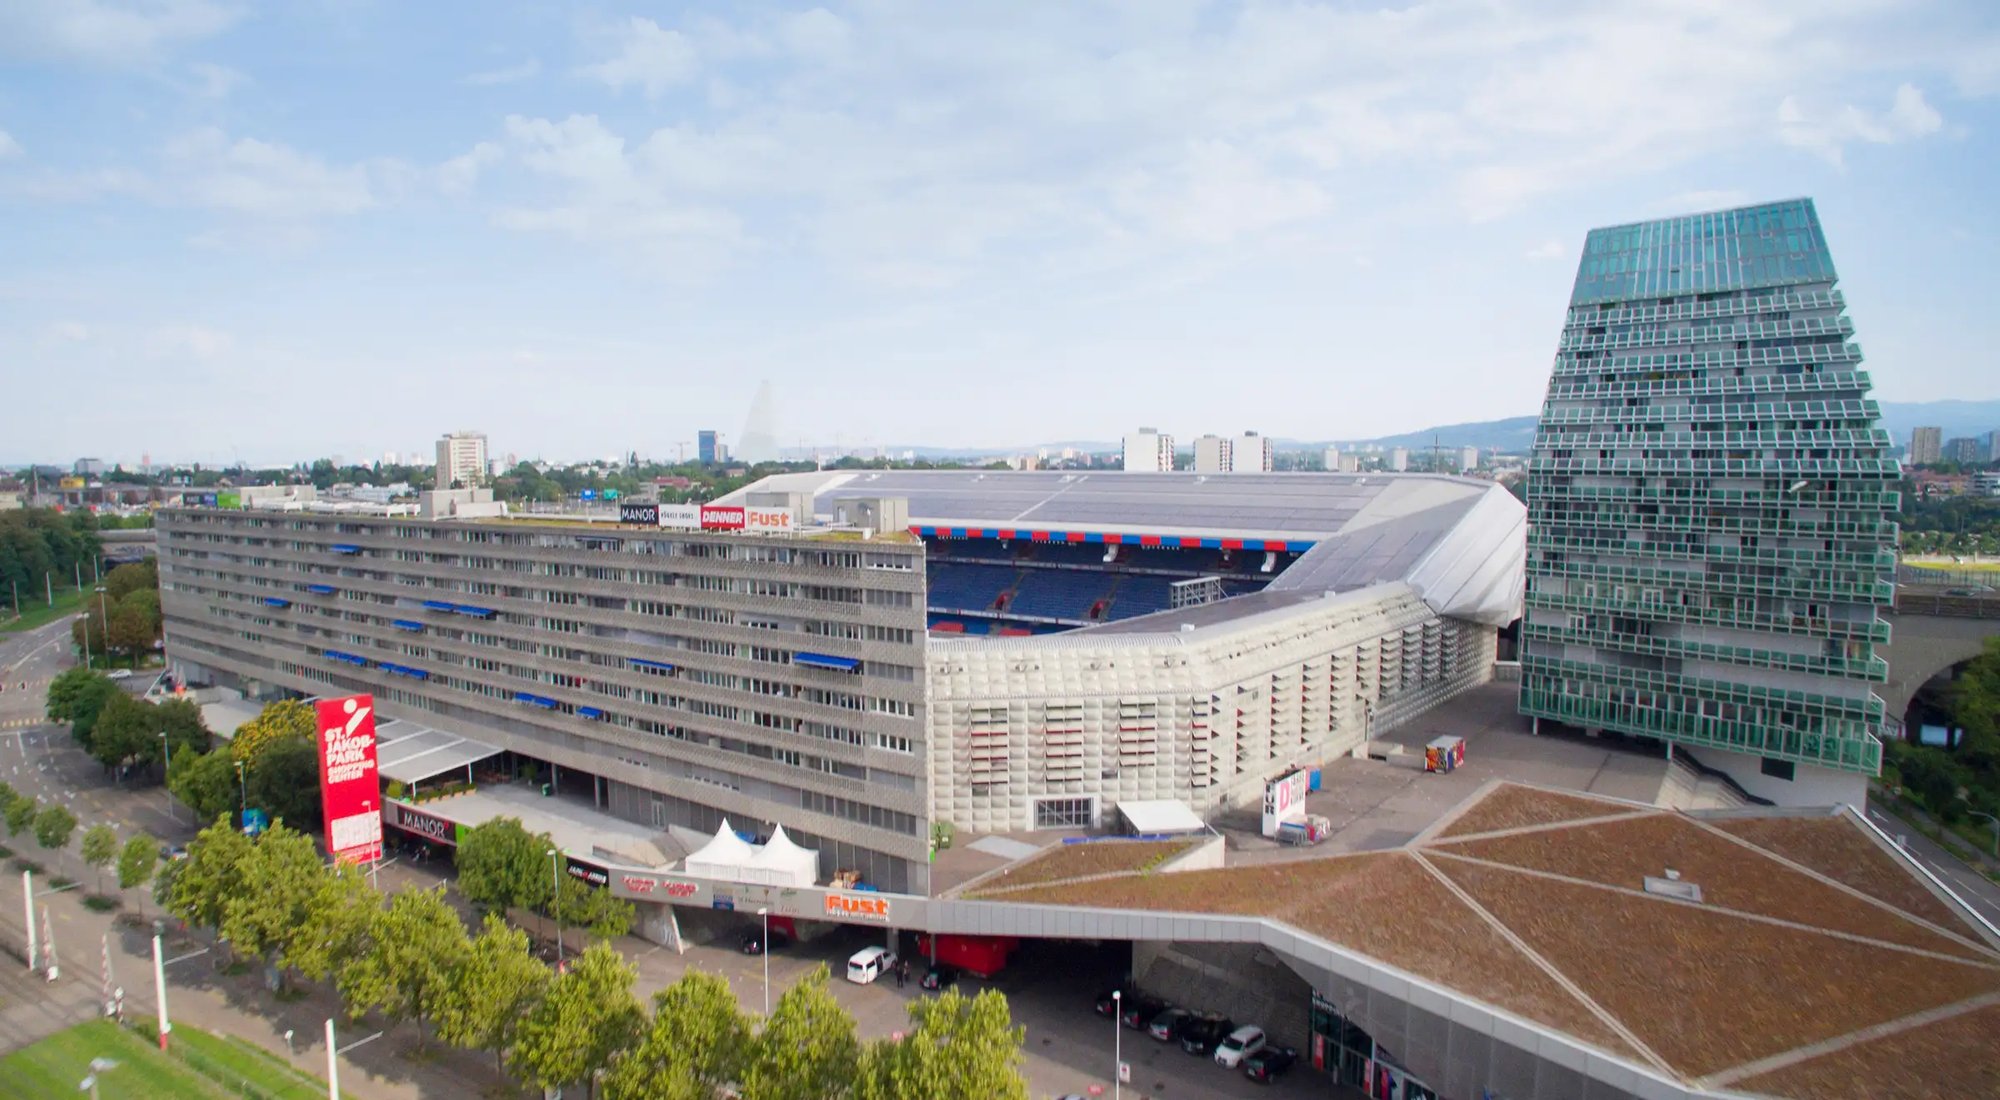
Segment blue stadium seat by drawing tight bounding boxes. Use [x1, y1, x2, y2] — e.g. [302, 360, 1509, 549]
[1006, 568, 1116, 620]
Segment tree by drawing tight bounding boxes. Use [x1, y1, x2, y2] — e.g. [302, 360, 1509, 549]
[104, 560, 157, 602]
[157, 697, 211, 760]
[45, 667, 110, 722]
[4, 794, 37, 838]
[289, 861, 378, 986]
[341, 886, 469, 1051]
[222, 826, 338, 976]
[117, 835, 158, 916]
[244, 734, 321, 829]
[169, 750, 240, 824]
[858, 989, 1028, 1100]
[602, 971, 750, 1100]
[439, 915, 551, 1080]
[167, 815, 255, 931]
[554, 875, 635, 942]
[52, 672, 118, 746]
[457, 817, 558, 915]
[80, 824, 118, 894]
[736, 966, 857, 1100]
[73, 597, 111, 667]
[512, 941, 643, 1099]
[108, 599, 155, 667]
[230, 699, 316, 763]
[33, 804, 77, 853]
[87, 692, 160, 776]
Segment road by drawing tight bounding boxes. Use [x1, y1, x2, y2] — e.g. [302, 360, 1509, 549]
[1864, 803, 2000, 933]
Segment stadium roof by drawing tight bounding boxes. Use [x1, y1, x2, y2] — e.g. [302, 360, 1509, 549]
[965, 782, 2000, 1100]
[728, 470, 1526, 626]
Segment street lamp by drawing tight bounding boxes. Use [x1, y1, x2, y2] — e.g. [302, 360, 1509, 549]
[159, 732, 177, 823]
[1111, 990, 1122, 1100]
[756, 907, 771, 1017]
[233, 760, 247, 816]
[547, 849, 564, 967]
[87, 585, 109, 669]
[78, 1056, 118, 1100]
[1969, 811, 2000, 858]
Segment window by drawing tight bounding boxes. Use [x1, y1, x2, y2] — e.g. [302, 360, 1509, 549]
[874, 733, 912, 755]
[1760, 757, 1796, 782]
[1034, 797, 1094, 830]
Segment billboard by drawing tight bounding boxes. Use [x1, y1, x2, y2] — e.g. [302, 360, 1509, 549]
[744, 507, 794, 532]
[565, 855, 610, 889]
[658, 504, 701, 529]
[315, 695, 384, 863]
[215, 491, 242, 510]
[619, 502, 661, 526]
[388, 802, 461, 846]
[1260, 769, 1309, 838]
[699, 505, 745, 530]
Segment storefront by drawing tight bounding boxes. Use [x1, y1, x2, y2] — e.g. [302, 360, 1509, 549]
[1309, 991, 1438, 1100]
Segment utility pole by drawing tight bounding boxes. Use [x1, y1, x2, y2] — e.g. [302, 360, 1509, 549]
[674, 442, 690, 463]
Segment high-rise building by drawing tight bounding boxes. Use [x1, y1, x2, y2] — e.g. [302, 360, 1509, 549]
[1192, 435, 1233, 473]
[1322, 446, 1341, 471]
[1336, 452, 1361, 473]
[1987, 431, 2000, 463]
[1457, 446, 1480, 473]
[1121, 427, 1175, 473]
[1943, 436, 1983, 465]
[1388, 448, 1409, 472]
[1519, 198, 1895, 806]
[435, 431, 489, 490]
[1235, 431, 1274, 473]
[737, 382, 779, 464]
[697, 430, 720, 465]
[1907, 426, 1942, 465]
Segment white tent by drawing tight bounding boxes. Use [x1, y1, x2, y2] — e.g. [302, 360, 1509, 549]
[681, 820, 821, 888]
[745, 825, 819, 888]
[1116, 799, 1208, 835]
[683, 819, 759, 881]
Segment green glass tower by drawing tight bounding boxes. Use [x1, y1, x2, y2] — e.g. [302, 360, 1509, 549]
[1519, 198, 1897, 795]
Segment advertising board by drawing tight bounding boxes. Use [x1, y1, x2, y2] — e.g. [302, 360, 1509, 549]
[216, 491, 242, 510]
[1260, 769, 1310, 839]
[824, 892, 893, 922]
[389, 803, 461, 846]
[618, 502, 661, 526]
[315, 695, 384, 863]
[658, 504, 702, 529]
[743, 507, 794, 532]
[618, 873, 700, 900]
[700, 505, 746, 530]
[565, 855, 610, 889]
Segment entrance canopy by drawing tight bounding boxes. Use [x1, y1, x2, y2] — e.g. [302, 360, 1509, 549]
[1116, 799, 1208, 835]
[376, 719, 503, 786]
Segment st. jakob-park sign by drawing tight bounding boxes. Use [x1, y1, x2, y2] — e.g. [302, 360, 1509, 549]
[315, 694, 384, 864]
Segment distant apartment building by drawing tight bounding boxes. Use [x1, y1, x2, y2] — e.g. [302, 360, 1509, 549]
[1388, 448, 1410, 472]
[1234, 431, 1274, 473]
[73, 458, 106, 477]
[1943, 436, 1984, 465]
[698, 430, 720, 465]
[1121, 427, 1175, 473]
[1457, 446, 1479, 473]
[1908, 426, 1942, 465]
[435, 431, 489, 490]
[1192, 435, 1233, 474]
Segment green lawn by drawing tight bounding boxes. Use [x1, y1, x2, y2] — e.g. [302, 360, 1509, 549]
[0, 585, 89, 635]
[0, 1017, 346, 1099]
[1904, 559, 2000, 573]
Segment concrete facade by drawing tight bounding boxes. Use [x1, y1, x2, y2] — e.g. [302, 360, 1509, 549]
[157, 507, 936, 893]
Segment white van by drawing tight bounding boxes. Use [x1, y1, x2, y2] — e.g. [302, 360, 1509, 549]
[846, 945, 894, 984]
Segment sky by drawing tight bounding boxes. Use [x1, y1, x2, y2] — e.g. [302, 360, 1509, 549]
[3, 0, 1999, 468]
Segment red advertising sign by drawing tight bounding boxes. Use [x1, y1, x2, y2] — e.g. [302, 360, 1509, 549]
[315, 695, 383, 863]
[700, 505, 746, 530]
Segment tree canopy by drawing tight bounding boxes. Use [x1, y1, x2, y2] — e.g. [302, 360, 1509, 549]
[169, 749, 242, 825]
[512, 941, 643, 1098]
[230, 698, 316, 763]
[339, 886, 469, 1050]
[456, 817, 558, 915]
[602, 971, 750, 1100]
[438, 915, 551, 1080]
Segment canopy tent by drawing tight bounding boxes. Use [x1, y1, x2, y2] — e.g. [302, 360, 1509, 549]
[681, 819, 820, 887]
[1116, 799, 1208, 835]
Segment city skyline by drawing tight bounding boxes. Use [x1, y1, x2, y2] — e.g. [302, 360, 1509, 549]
[4, 2, 2000, 462]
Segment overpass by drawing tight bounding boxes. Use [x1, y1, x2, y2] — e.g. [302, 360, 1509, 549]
[1879, 571, 2000, 722]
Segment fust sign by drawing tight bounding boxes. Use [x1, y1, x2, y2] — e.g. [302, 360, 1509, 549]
[824, 893, 892, 922]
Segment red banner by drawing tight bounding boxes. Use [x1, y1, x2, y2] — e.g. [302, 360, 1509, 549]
[315, 695, 383, 863]
[700, 505, 746, 530]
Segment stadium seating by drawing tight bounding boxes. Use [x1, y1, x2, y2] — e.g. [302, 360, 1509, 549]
[926, 563, 1019, 611]
[1006, 568, 1117, 620]
[1107, 575, 1177, 619]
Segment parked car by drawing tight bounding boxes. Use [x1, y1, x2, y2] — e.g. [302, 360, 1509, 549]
[1120, 995, 1170, 1030]
[845, 946, 896, 984]
[107, 669, 133, 680]
[1214, 1025, 1268, 1068]
[740, 928, 790, 955]
[1147, 1007, 1193, 1042]
[1179, 1014, 1234, 1056]
[1093, 989, 1123, 1017]
[920, 963, 959, 991]
[158, 844, 189, 862]
[1243, 1045, 1297, 1083]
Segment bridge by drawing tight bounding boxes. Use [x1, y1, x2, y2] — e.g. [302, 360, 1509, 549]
[1878, 567, 2000, 723]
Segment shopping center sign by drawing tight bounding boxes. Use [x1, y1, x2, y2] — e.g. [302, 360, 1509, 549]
[824, 892, 893, 922]
[315, 695, 384, 863]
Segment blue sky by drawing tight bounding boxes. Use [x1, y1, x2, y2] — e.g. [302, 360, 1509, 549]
[3, 1, 1998, 467]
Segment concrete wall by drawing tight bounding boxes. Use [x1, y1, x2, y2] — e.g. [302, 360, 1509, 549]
[1682, 745, 1867, 809]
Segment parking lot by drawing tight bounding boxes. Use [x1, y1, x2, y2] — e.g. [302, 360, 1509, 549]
[605, 913, 1349, 1100]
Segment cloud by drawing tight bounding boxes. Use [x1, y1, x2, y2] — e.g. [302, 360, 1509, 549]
[1524, 239, 1567, 261]
[438, 141, 502, 195]
[45, 321, 90, 343]
[162, 127, 387, 217]
[1778, 83, 1945, 165]
[578, 17, 697, 97]
[0, 0, 239, 67]
[463, 56, 540, 86]
[150, 323, 232, 359]
[186, 61, 245, 99]
[0, 130, 19, 159]
[1652, 189, 1751, 214]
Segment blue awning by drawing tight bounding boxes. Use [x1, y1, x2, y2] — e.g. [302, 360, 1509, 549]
[794, 651, 860, 672]
[422, 600, 457, 612]
[454, 605, 497, 618]
[577, 706, 605, 719]
[263, 597, 291, 608]
[381, 663, 429, 681]
[628, 658, 675, 672]
[323, 650, 368, 666]
[306, 584, 337, 595]
[330, 544, 362, 554]
[392, 620, 425, 632]
[514, 692, 555, 708]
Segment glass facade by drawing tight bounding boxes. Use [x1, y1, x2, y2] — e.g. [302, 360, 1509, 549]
[1519, 198, 1897, 774]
